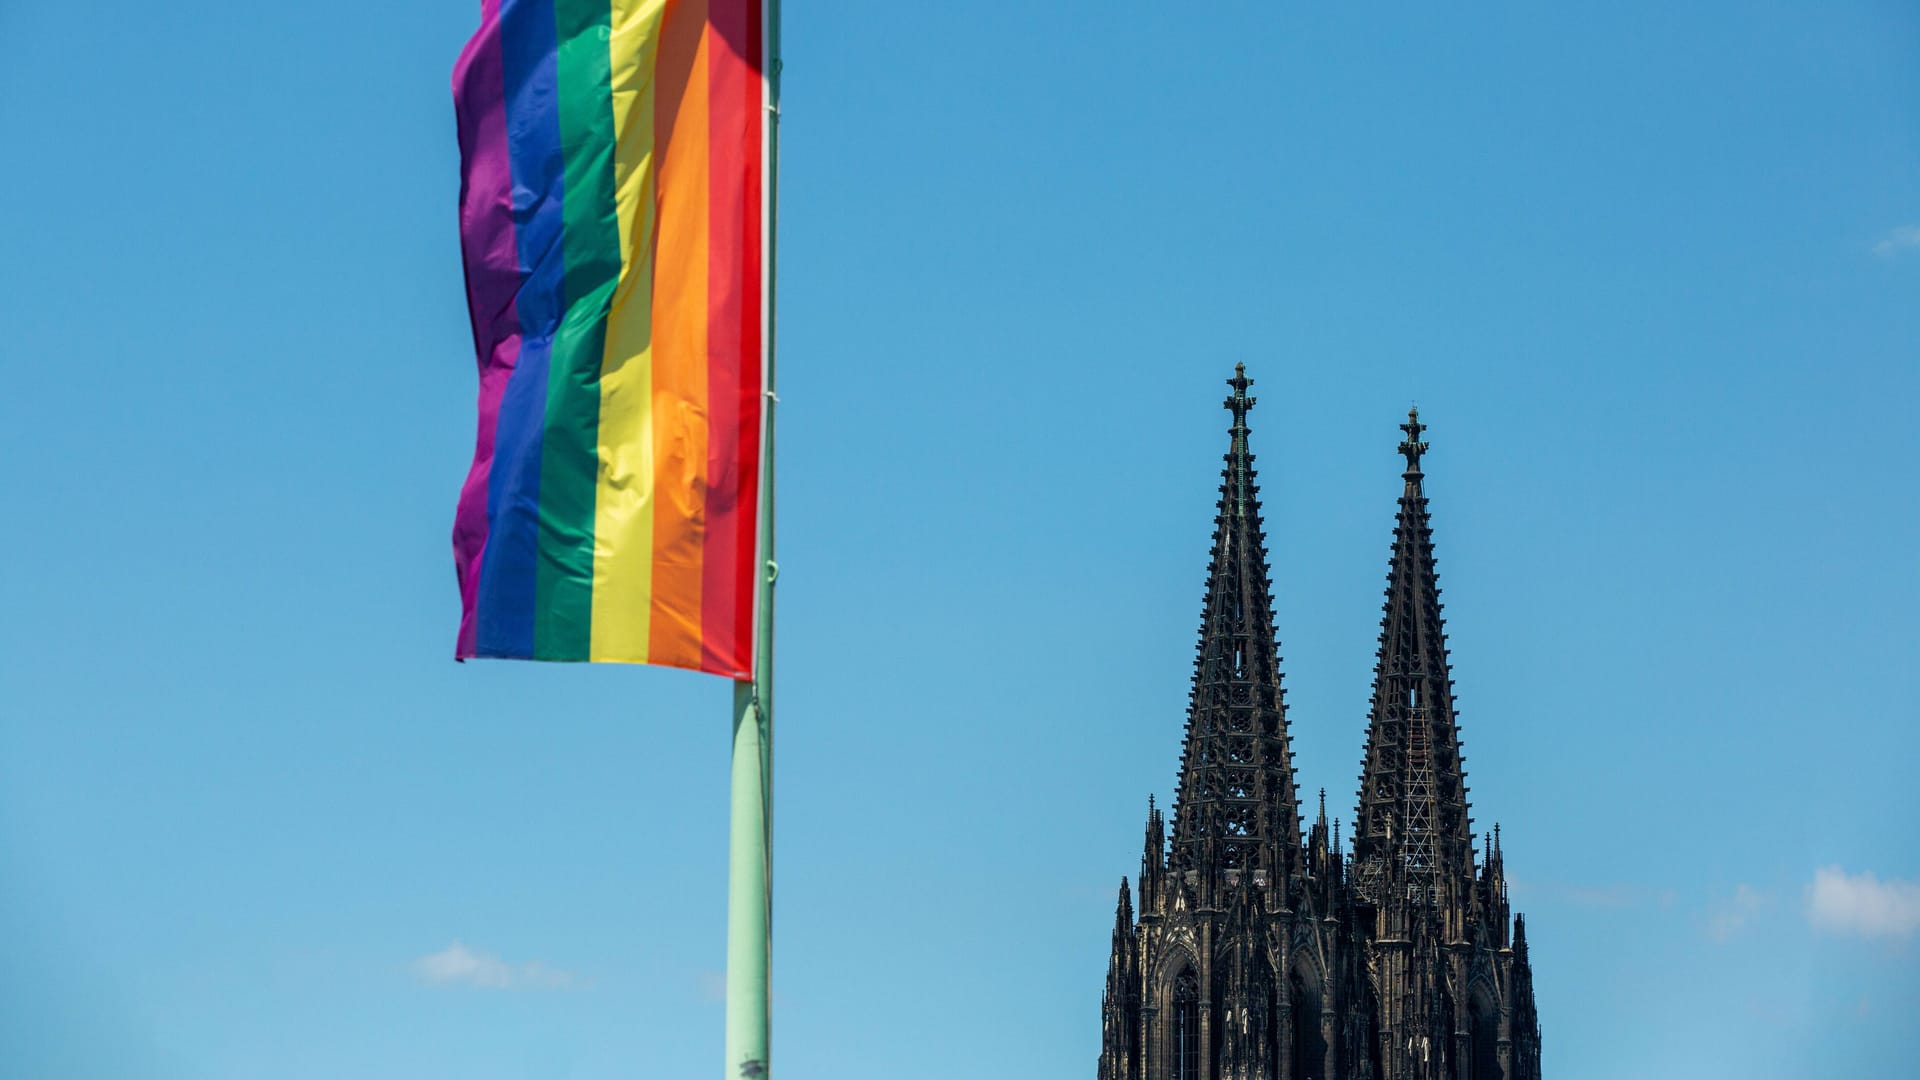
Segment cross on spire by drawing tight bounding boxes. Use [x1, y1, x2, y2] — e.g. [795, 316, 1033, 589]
[1225, 363, 1255, 432]
[1399, 405, 1428, 475]
[1224, 364, 1256, 517]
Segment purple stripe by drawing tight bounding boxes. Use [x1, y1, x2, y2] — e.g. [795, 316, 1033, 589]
[450, 0, 520, 659]
[473, 0, 567, 658]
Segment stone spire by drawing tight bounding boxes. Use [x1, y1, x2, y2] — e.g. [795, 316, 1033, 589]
[1138, 795, 1167, 911]
[1099, 382, 1544, 1080]
[1099, 878, 1142, 1080]
[1168, 365, 1303, 891]
[1352, 408, 1475, 909]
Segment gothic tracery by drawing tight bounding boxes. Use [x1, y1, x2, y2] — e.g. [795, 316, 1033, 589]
[1098, 371, 1543, 1080]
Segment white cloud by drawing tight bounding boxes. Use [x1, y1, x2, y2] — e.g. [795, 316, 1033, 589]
[1807, 867, 1920, 941]
[411, 941, 579, 990]
[1873, 225, 1920, 257]
[518, 961, 581, 990]
[1706, 884, 1770, 943]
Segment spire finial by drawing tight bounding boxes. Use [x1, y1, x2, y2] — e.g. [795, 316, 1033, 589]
[1226, 363, 1254, 415]
[1224, 364, 1256, 517]
[1399, 405, 1428, 475]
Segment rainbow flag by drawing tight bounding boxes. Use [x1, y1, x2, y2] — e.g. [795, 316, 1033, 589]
[450, 0, 767, 676]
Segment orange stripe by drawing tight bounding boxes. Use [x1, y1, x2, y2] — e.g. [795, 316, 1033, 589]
[648, 0, 712, 670]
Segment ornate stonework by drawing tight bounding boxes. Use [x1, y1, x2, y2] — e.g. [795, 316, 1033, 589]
[1098, 369, 1542, 1080]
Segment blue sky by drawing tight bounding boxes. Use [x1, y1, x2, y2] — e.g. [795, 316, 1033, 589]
[2, 2, 1916, 1077]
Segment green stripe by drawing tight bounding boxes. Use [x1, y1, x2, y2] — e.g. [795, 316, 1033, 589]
[536, 0, 622, 659]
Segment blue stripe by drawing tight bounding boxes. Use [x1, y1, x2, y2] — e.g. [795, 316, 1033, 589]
[476, 0, 567, 659]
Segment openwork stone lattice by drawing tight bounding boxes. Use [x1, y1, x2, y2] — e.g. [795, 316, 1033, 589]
[1097, 371, 1543, 1080]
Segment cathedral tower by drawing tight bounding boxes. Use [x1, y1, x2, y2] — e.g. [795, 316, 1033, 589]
[1168, 364, 1303, 895]
[1097, 372, 1542, 1080]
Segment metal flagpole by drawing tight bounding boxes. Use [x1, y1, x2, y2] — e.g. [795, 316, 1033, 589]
[725, 0, 779, 1077]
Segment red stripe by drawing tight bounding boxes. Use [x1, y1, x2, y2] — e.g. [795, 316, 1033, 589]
[734, 0, 763, 678]
[701, 0, 763, 677]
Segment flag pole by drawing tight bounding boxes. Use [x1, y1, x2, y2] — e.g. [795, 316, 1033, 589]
[725, 0, 779, 1077]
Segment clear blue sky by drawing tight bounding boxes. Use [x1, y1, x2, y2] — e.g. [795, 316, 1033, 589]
[2, 2, 1915, 1077]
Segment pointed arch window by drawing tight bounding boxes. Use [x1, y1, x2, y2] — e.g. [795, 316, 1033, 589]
[1289, 968, 1327, 1080]
[1172, 970, 1200, 1080]
[1469, 989, 1500, 1080]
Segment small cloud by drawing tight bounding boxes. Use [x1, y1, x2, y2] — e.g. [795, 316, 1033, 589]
[1873, 225, 1920, 257]
[1706, 884, 1770, 943]
[1807, 867, 1920, 941]
[414, 942, 511, 988]
[518, 961, 581, 990]
[411, 941, 579, 991]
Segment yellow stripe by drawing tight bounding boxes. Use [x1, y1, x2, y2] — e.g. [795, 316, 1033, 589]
[590, 0, 669, 661]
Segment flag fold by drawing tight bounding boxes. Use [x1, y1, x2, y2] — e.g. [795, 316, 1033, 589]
[451, 0, 766, 676]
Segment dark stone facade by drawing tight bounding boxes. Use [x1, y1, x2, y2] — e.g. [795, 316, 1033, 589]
[1097, 369, 1542, 1080]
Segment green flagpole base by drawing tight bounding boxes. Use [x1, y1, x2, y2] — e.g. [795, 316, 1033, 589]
[724, 678, 771, 1079]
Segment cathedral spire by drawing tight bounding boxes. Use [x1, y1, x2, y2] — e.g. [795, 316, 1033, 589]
[1352, 408, 1475, 908]
[1139, 796, 1166, 911]
[1399, 405, 1428, 477]
[1169, 365, 1302, 889]
[1099, 383, 1544, 1080]
[1227, 363, 1254, 518]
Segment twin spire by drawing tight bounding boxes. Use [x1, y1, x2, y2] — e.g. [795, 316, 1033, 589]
[1168, 364, 1301, 883]
[1167, 372, 1473, 910]
[1353, 403, 1475, 905]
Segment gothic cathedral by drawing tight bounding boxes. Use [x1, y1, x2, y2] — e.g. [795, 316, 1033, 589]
[1096, 368, 1543, 1080]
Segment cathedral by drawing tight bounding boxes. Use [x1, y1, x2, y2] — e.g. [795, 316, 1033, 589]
[1096, 367, 1543, 1080]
